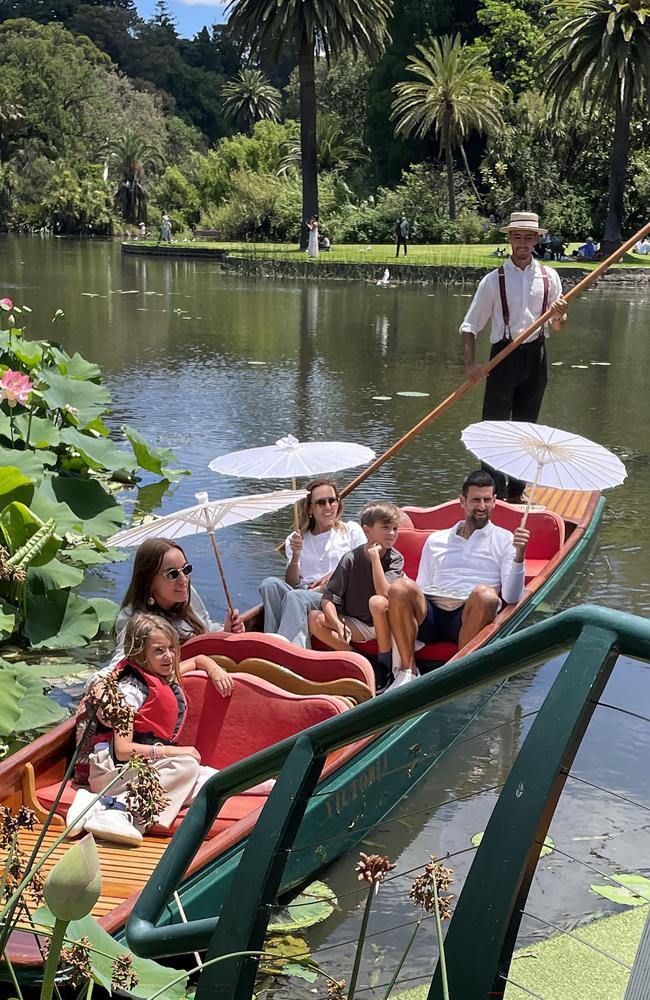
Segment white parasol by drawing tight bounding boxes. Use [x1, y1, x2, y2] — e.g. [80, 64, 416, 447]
[209, 434, 375, 528]
[107, 488, 307, 609]
[460, 421, 627, 524]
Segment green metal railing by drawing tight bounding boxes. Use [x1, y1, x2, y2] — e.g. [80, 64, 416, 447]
[126, 604, 650, 998]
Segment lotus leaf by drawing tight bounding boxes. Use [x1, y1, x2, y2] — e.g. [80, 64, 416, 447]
[9, 665, 67, 731]
[0, 502, 62, 565]
[24, 590, 99, 648]
[28, 559, 84, 592]
[32, 477, 124, 538]
[0, 448, 57, 482]
[0, 666, 26, 735]
[0, 602, 16, 640]
[61, 427, 136, 475]
[83, 416, 110, 437]
[591, 873, 650, 907]
[60, 546, 128, 566]
[13, 413, 61, 449]
[123, 425, 189, 479]
[267, 880, 337, 933]
[41, 368, 111, 427]
[58, 353, 102, 381]
[0, 466, 34, 509]
[10, 339, 46, 367]
[86, 597, 119, 632]
[34, 906, 188, 999]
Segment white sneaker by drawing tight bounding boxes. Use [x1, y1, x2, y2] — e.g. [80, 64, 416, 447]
[66, 788, 103, 838]
[85, 807, 143, 847]
[392, 669, 418, 688]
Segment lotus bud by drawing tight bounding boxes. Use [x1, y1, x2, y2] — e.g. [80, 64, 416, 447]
[7, 314, 15, 329]
[44, 834, 101, 921]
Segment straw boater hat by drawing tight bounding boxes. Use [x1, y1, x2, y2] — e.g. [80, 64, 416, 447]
[499, 211, 547, 235]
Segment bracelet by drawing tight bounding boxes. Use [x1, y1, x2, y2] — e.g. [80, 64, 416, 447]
[152, 743, 163, 761]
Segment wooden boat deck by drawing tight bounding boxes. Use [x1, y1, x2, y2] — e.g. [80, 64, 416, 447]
[8, 829, 170, 920]
[528, 485, 592, 522]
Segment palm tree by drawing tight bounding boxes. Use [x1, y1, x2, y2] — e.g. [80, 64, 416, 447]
[106, 131, 163, 224]
[226, 0, 393, 244]
[391, 35, 508, 219]
[278, 112, 368, 174]
[544, 0, 650, 254]
[221, 68, 282, 132]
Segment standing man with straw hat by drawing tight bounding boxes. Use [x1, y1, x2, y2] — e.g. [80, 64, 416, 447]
[459, 211, 569, 503]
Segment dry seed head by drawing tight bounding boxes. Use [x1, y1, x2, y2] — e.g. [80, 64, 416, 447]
[355, 852, 396, 885]
[409, 856, 454, 917]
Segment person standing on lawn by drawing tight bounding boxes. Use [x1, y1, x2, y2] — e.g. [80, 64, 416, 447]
[395, 213, 409, 257]
[459, 211, 569, 503]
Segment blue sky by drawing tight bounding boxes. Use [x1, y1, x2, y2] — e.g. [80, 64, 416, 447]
[135, 0, 228, 39]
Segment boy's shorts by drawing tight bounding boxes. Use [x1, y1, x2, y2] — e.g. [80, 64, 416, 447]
[340, 615, 376, 642]
[417, 598, 465, 644]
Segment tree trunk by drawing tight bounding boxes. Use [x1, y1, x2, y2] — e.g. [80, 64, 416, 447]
[459, 143, 483, 205]
[445, 142, 456, 220]
[601, 87, 633, 256]
[298, 30, 318, 250]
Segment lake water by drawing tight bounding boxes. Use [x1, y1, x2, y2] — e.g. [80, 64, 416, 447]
[1, 236, 648, 997]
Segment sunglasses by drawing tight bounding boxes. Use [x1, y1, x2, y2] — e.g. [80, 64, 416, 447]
[312, 497, 339, 507]
[161, 563, 193, 581]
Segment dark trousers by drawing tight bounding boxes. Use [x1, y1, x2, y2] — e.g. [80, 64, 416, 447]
[481, 337, 548, 500]
[396, 236, 408, 256]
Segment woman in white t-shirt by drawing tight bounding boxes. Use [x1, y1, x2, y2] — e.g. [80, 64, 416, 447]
[260, 479, 365, 647]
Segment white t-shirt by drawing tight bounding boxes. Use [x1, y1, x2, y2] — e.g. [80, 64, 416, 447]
[284, 521, 366, 584]
[416, 520, 525, 608]
[459, 257, 563, 344]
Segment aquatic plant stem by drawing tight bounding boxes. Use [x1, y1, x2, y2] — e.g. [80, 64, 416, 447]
[24, 406, 33, 449]
[382, 918, 421, 999]
[40, 917, 68, 1000]
[347, 883, 376, 1000]
[432, 871, 449, 1000]
[4, 950, 25, 1000]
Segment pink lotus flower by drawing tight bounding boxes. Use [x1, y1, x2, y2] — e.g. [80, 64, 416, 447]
[0, 298, 13, 312]
[0, 370, 33, 407]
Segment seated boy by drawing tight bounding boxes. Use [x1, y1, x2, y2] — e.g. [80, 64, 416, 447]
[307, 501, 404, 689]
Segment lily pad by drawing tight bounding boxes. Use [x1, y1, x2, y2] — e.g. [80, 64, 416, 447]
[590, 873, 650, 907]
[34, 906, 187, 999]
[259, 934, 318, 982]
[471, 831, 555, 857]
[267, 881, 337, 933]
[59, 546, 128, 566]
[372, 395, 392, 401]
[396, 391, 430, 397]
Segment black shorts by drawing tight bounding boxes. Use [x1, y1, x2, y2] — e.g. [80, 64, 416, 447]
[417, 598, 464, 644]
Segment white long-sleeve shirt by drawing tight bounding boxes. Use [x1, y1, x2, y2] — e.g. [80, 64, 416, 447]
[416, 520, 525, 608]
[459, 257, 563, 344]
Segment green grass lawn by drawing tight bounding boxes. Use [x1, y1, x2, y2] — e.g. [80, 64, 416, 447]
[133, 238, 650, 270]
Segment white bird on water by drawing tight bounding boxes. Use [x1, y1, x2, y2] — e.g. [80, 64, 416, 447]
[377, 268, 390, 287]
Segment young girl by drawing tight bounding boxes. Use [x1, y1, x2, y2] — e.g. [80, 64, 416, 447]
[69, 613, 227, 846]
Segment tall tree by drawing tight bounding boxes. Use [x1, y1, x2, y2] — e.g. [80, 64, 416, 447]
[544, 0, 650, 254]
[391, 34, 507, 218]
[225, 0, 393, 243]
[106, 130, 163, 223]
[221, 68, 282, 131]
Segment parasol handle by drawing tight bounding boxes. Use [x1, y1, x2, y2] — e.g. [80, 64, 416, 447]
[208, 530, 234, 611]
[291, 476, 299, 533]
[339, 218, 650, 500]
[520, 463, 543, 529]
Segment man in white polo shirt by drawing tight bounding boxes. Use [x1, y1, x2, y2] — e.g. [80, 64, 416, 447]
[387, 470, 529, 681]
[460, 211, 568, 502]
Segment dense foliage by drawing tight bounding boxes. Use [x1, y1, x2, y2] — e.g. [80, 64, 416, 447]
[0, 299, 186, 651]
[1, 0, 650, 242]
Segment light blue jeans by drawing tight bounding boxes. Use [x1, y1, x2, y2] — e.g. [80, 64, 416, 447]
[259, 577, 323, 648]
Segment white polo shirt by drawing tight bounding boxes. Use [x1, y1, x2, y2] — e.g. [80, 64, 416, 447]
[459, 257, 563, 344]
[416, 520, 525, 608]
